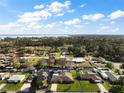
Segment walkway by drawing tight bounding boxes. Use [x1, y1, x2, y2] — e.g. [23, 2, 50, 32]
[51, 84, 57, 91]
[97, 83, 108, 93]
[21, 83, 30, 92]
[0, 83, 6, 90]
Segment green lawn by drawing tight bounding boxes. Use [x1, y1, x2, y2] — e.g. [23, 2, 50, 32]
[103, 81, 114, 90]
[1, 82, 24, 91]
[48, 84, 51, 90]
[57, 70, 99, 92]
[80, 80, 99, 92]
[57, 70, 81, 91]
[57, 80, 81, 92]
[0, 80, 4, 84]
[55, 52, 61, 59]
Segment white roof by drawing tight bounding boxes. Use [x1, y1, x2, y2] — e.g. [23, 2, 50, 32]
[100, 72, 108, 78]
[53, 73, 59, 76]
[72, 57, 85, 62]
[8, 75, 25, 82]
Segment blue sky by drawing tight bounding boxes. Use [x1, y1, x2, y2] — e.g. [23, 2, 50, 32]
[0, 0, 124, 35]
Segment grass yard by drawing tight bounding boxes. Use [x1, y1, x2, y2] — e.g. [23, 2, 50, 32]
[79, 61, 92, 68]
[80, 80, 99, 92]
[57, 70, 99, 92]
[57, 70, 81, 91]
[0, 80, 4, 84]
[55, 52, 61, 59]
[27, 56, 41, 66]
[57, 80, 81, 92]
[103, 81, 114, 90]
[48, 84, 51, 90]
[1, 82, 24, 91]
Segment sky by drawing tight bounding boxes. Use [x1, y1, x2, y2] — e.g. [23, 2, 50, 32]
[0, 0, 124, 35]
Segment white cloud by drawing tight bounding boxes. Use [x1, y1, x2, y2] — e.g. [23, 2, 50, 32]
[97, 25, 119, 32]
[110, 21, 115, 24]
[48, 1, 70, 13]
[34, 4, 44, 9]
[80, 4, 86, 8]
[82, 13, 104, 21]
[108, 10, 124, 20]
[17, 10, 52, 23]
[68, 9, 75, 13]
[46, 1, 71, 16]
[0, 0, 85, 34]
[64, 18, 81, 25]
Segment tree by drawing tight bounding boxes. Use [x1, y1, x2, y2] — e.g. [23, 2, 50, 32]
[118, 76, 124, 87]
[110, 85, 124, 93]
[120, 63, 124, 69]
[12, 58, 21, 69]
[37, 59, 48, 68]
[106, 62, 114, 69]
[115, 69, 121, 75]
[30, 76, 37, 93]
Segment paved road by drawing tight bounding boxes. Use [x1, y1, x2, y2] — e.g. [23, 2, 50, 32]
[97, 83, 108, 93]
[0, 83, 6, 90]
[51, 84, 57, 91]
[21, 83, 30, 92]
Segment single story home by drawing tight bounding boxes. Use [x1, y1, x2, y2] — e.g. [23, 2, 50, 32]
[97, 67, 111, 73]
[72, 57, 85, 63]
[90, 57, 107, 64]
[7, 75, 25, 83]
[0, 73, 10, 80]
[105, 72, 118, 83]
[80, 73, 103, 83]
[99, 72, 108, 80]
[51, 71, 74, 84]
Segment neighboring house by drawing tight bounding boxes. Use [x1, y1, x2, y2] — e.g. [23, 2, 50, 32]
[0, 73, 10, 80]
[72, 57, 85, 63]
[23, 67, 36, 72]
[99, 72, 108, 80]
[80, 73, 103, 83]
[90, 57, 107, 64]
[0, 63, 6, 68]
[105, 72, 118, 83]
[7, 75, 25, 83]
[97, 67, 111, 73]
[51, 71, 74, 84]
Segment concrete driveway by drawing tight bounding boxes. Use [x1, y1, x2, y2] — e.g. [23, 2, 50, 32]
[21, 83, 30, 92]
[51, 84, 57, 91]
[0, 83, 6, 90]
[97, 83, 108, 93]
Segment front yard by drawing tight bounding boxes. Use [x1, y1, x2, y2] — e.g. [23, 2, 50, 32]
[57, 70, 99, 92]
[80, 80, 99, 92]
[1, 82, 24, 91]
[103, 81, 115, 90]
